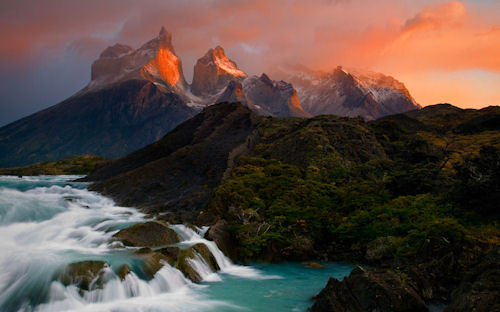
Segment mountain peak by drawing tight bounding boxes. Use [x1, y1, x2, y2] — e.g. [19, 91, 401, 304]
[159, 26, 168, 37]
[137, 28, 187, 89]
[213, 45, 225, 53]
[158, 26, 173, 51]
[191, 46, 246, 96]
[88, 28, 187, 93]
[281, 65, 420, 119]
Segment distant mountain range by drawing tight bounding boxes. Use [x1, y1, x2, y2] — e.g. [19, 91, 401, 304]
[0, 27, 419, 167]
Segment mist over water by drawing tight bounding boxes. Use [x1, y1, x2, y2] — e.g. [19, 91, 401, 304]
[0, 175, 353, 312]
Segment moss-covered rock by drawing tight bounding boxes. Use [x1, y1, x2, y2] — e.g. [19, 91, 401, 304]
[56, 260, 108, 291]
[113, 221, 179, 247]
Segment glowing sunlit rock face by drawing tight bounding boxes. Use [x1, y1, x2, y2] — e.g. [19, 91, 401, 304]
[88, 27, 187, 93]
[142, 48, 181, 87]
[191, 46, 247, 96]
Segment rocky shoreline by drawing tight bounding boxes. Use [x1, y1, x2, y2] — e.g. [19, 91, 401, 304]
[310, 248, 500, 311]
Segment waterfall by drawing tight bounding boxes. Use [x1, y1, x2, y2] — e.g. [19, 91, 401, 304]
[0, 175, 279, 312]
[170, 224, 282, 280]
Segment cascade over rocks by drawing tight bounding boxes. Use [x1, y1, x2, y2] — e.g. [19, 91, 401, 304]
[57, 261, 109, 292]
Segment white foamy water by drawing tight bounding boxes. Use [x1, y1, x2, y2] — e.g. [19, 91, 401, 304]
[0, 175, 280, 312]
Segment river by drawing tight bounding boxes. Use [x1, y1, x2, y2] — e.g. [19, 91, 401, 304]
[0, 175, 353, 312]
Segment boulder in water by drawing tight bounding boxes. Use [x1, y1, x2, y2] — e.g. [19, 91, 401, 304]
[134, 247, 178, 279]
[177, 243, 220, 282]
[56, 260, 108, 291]
[113, 221, 179, 247]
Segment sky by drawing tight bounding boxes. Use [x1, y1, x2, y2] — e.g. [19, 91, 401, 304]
[0, 0, 499, 126]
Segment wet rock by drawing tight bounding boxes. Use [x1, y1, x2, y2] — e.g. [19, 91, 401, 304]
[134, 248, 176, 279]
[113, 221, 179, 247]
[116, 264, 131, 280]
[57, 261, 108, 291]
[177, 243, 220, 282]
[159, 246, 181, 259]
[310, 266, 427, 312]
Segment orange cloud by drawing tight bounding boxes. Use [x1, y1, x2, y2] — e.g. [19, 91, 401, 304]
[402, 1, 466, 35]
[377, 1, 500, 72]
[0, 0, 498, 117]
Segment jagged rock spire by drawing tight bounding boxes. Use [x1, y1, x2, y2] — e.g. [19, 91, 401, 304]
[191, 46, 246, 96]
[158, 26, 174, 52]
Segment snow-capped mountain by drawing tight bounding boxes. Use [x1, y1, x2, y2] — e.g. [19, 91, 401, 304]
[276, 65, 420, 120]
[0, 27, 420, 167]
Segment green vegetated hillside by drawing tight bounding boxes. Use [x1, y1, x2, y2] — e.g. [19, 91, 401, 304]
[86, 102, 499, 309]
[207, 104, 500, 263]
[0, 155, 108, 175]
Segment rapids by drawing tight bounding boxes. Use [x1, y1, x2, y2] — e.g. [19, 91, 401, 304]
[0, 175, 352, 312]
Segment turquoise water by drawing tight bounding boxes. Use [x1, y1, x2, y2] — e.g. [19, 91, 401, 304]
[202, 262, 353, 312]
[0, 175, 353, 311]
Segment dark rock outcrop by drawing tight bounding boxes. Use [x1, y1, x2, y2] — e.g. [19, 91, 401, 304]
[205, 220, 235, 259]
[311, 267, 427, 312]
[85, 102, 261, 222]
[444, 248, 500, 312]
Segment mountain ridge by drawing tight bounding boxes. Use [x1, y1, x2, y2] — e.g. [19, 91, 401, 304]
[273, 65, 420, 120]
[0, 27, 421, 167]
